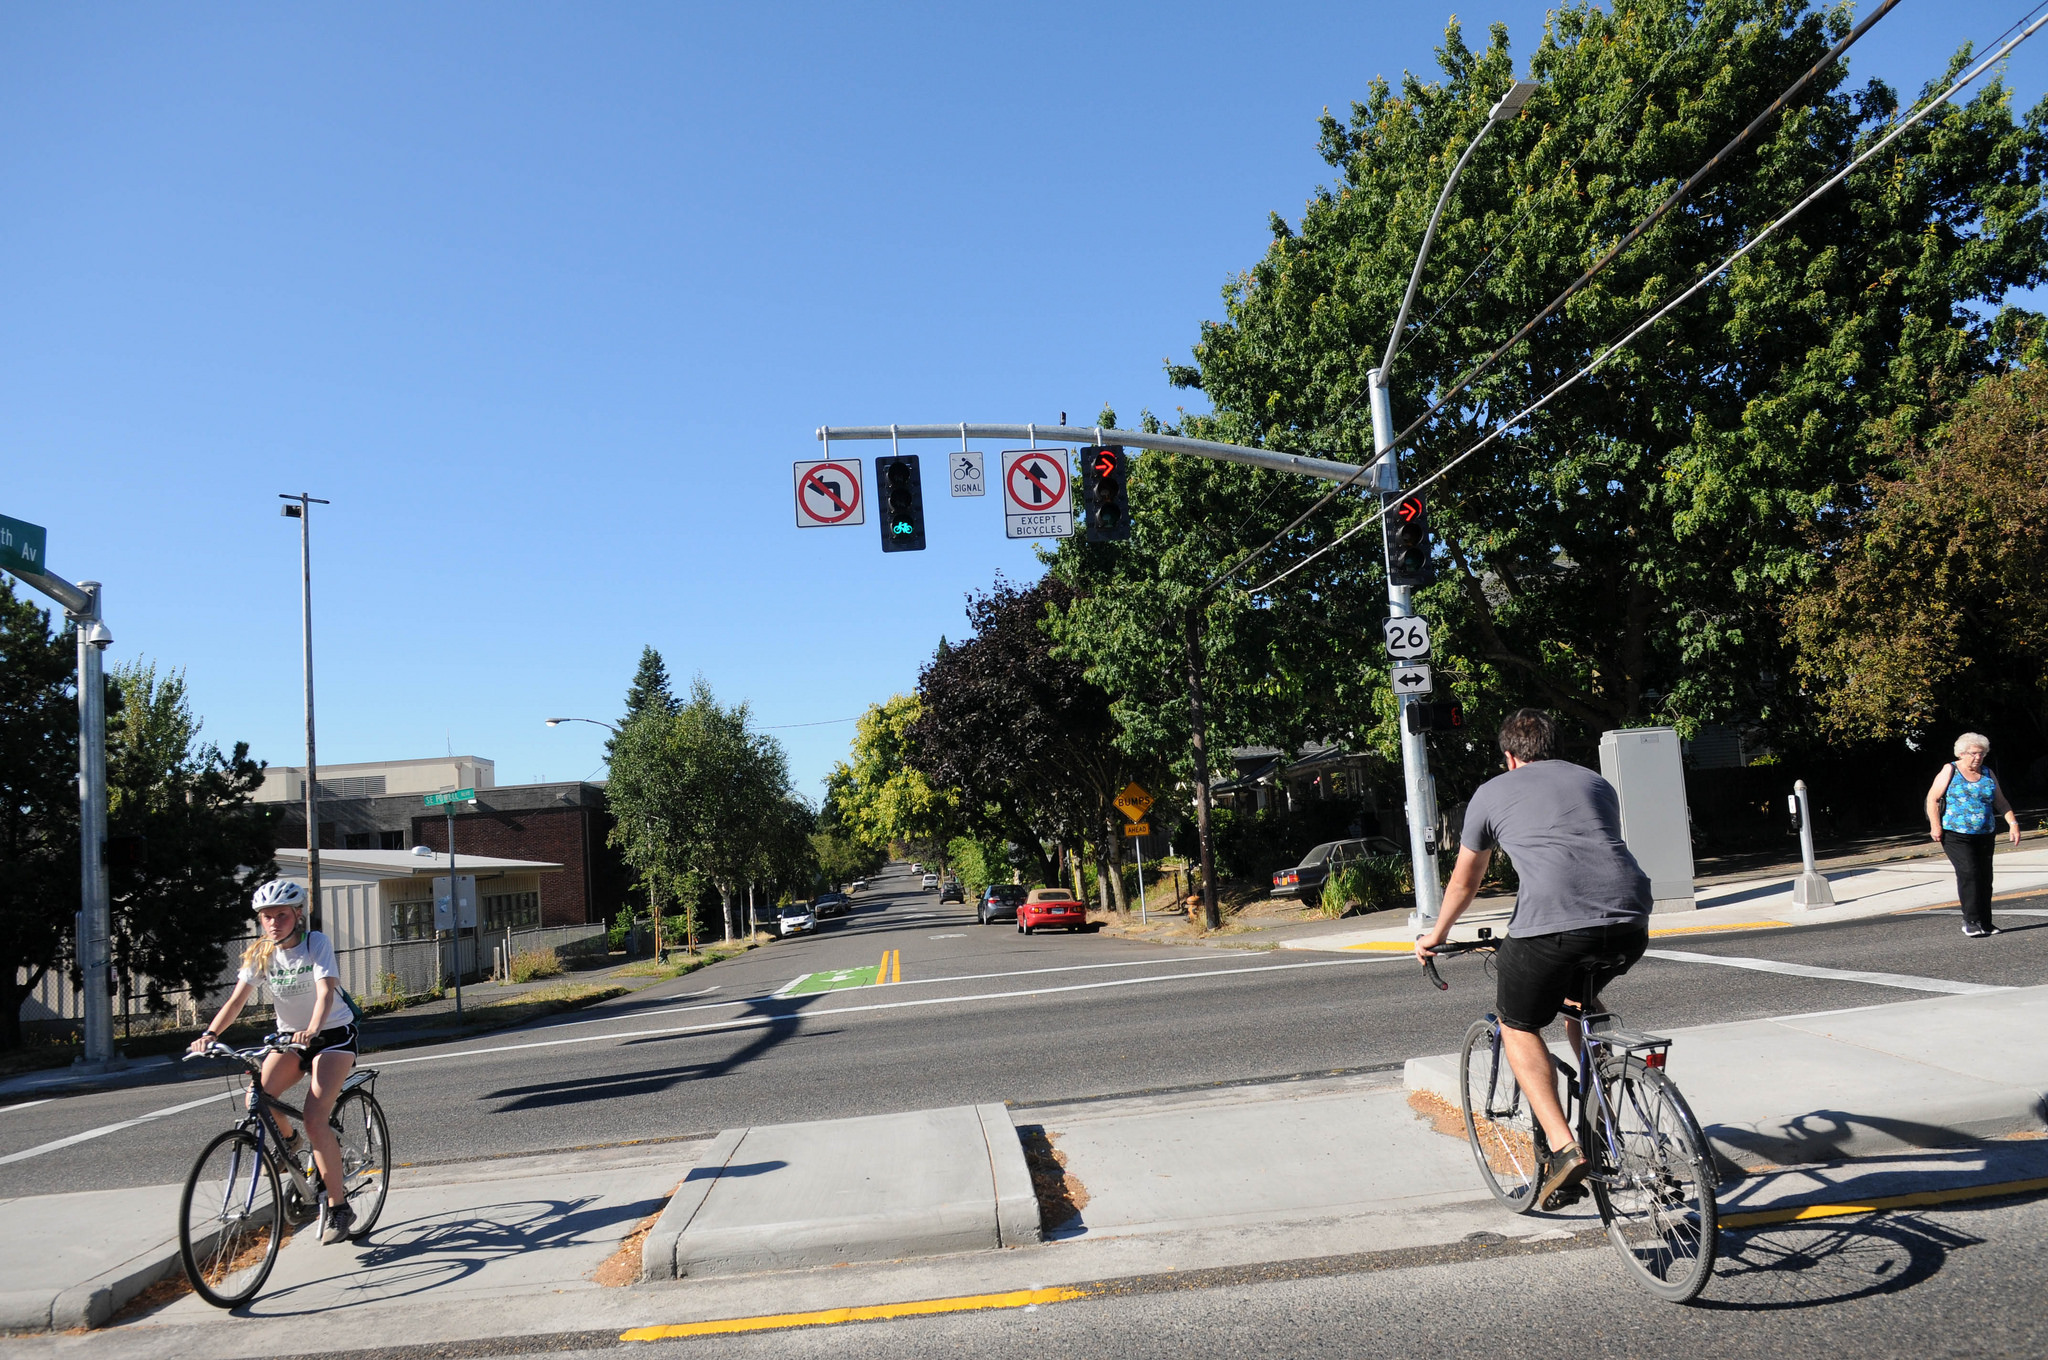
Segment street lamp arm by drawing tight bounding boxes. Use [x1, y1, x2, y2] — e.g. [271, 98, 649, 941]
[546, 717, 622, 733]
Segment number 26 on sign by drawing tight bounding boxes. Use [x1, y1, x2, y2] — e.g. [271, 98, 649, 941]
[1382, 616, 1431, 659]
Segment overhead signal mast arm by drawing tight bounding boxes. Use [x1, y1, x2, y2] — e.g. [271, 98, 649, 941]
[817, 424, 1367, 485]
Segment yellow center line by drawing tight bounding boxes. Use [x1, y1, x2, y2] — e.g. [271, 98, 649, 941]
[620, 1285, 1091, 1340]
[1721, 1175, 2048, 1229]
[1649, 920, 1790, 936]
[874, 950, 890, 985]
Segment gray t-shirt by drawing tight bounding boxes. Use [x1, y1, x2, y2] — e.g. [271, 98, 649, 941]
[1461, 760, 1651, 936]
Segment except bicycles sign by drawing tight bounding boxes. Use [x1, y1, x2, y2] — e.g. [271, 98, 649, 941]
[1001, 449, 1071, 539]
[792, 459, 866, 527]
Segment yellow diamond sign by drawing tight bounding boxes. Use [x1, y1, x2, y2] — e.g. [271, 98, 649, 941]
[1114, 781, 1153, 822]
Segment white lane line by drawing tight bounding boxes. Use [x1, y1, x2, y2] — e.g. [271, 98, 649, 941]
[0, 1089, 236, 1168]
[348, 953, 1401, 1073]
[0, 1099, 53, 1114]
[1646, 949, 2011, 995]
[1926, 908, 2048, 917]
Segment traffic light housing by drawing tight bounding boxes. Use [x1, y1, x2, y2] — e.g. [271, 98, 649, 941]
[1080, 445, 1131, 542]
[1404, 700, 1465, 734]
[876, 454, 926, 552]
[1386, 492, 1435, 586]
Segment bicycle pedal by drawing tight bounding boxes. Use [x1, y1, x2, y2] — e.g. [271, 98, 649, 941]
[1541, 1182, 1588, 1212]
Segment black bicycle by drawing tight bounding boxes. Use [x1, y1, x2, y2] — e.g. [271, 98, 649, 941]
[177, 1035, 391, 1307]
[1423, 933, 1719, 1302]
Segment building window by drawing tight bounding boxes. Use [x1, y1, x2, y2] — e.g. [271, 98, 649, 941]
[378, 830, 405, 851]
[390, 900, 435, 941]
[344, 833, 373, 850]
[483, 891, 540, 931]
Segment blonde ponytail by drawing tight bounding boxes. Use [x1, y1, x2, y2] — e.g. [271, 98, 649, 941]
[240, 905, 303, 977]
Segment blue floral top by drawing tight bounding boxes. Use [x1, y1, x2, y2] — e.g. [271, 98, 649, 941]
[1941, 766, 2000, 835]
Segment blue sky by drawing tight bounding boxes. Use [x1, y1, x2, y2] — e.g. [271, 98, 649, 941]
[4, 1, 2043, 801]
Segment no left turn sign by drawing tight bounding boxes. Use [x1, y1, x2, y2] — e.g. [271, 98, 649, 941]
[793, 459, 865, 528]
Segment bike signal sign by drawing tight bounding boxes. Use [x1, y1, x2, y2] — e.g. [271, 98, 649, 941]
[1001, 449, 1072, 539]
[950, 450, 985, 498]
[793, 459, 866, 528]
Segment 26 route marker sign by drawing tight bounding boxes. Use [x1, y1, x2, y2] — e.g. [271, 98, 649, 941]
[793, 459, 866, 528]
[1001, 449, 1072, 539]
[1382, 616, 1431, 660]
[1391, 663, 1434, 696]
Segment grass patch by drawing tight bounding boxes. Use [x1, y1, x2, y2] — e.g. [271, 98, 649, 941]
[609, 937, 763, 980]
[509, 947, 563, 983]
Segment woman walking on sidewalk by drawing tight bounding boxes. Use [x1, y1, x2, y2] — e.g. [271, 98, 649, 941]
[1926, 733, 2021, 937]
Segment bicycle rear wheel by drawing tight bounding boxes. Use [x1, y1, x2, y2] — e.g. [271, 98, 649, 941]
[1590, 1062, 1719, 1302]
[330, 1090, 391, 1238]
[179, 1129, 283, 1308]
[1458, 1018, 1544, 1213]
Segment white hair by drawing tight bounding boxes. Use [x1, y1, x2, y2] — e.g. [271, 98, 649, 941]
[1953, 732, 1991, 757]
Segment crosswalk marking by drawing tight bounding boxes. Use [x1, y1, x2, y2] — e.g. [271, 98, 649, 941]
[1645, 949, 2010, 995]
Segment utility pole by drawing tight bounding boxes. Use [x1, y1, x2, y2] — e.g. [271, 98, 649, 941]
[1184, 608, 1220, 930]
[280, 494, 330, 930]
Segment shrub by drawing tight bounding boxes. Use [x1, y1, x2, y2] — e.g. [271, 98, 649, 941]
[510, 947, 563, 983]
[378, 972, 407, 1008]
[607, 908, 634, 951]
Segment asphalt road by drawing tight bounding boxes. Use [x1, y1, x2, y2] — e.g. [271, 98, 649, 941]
[595, 1194, 2048, 1360]
[4, 864, 2046, 1198]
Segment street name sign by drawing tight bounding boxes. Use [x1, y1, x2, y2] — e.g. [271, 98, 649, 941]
[949, 450, 985, 498]
[793, 459, 866, 527]
[1391, 663, 1434, 696]
[1382, 616, 1432, 660]
[0, 513, 49, 576]
[1001, 449, 1072, 538]
[1114, 781, 1154, 821]
[1124, 822, 1151, 838]
[424, 787, 476, 807]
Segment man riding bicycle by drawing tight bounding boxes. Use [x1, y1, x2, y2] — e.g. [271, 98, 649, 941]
[1415, 708, 1652, 1210]
[188, 879, 363, 1244]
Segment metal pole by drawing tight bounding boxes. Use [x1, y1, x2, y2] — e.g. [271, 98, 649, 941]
[73, 582, 117, 1068]
[448, 802, 462, 1020]
[1791, 779, 1834, 908]
[1185, 609, 1220, 931]
[281, 494, 331, 931]
[1371, 375, 1444, 932]
[1135, 836, 1148, 925]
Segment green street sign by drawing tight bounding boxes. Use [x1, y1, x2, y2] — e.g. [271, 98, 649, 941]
[424, 787, 476, 807]
[0, 513, 49, 576]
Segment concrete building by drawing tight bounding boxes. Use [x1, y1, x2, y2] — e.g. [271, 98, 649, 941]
[259, 757, 626, 929]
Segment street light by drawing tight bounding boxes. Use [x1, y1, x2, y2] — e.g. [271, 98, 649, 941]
[1366, 78, 1537, 934]
[545, 717, 620, 733]
[279, 492, 330, 930]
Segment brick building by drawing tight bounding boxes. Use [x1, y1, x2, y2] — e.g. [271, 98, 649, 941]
[263, 759, 626, 928]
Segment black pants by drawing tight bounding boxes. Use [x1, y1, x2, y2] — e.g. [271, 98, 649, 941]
[1943, 832, 1996, 932]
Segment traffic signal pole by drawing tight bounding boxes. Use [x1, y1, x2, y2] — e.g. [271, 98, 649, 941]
[1368, 372, 1443, 931]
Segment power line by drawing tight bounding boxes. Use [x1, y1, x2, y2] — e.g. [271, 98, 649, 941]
[1248, 6, 2048, 598]
[1206, 0, 1898, 599]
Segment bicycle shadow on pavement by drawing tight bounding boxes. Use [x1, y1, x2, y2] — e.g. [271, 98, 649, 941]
[1710, 1108, 2048, 1168]
[239, 1191, 668, 1316]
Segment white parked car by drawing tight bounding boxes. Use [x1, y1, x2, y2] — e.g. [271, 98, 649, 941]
[921, 872, 939, 891]
[776, 902, 816, 937]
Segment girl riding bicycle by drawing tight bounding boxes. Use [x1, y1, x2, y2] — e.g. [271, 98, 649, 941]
[188, 879, 363, 1244]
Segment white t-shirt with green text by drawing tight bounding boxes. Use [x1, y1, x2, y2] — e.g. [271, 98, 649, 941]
[238, 931, 357, 1033]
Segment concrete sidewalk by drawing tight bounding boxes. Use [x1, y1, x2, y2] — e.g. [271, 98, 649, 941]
[1286, 845, 2048, 954]
[7, 987, 2047, 1352]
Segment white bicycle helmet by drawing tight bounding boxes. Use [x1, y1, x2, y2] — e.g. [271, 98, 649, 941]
[252, 879, 309, 912]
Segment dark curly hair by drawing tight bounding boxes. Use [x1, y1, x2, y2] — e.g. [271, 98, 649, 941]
[1498, 708, 1556, 763]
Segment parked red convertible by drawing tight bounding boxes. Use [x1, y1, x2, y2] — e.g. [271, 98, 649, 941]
[1018, 888, 1088, 934]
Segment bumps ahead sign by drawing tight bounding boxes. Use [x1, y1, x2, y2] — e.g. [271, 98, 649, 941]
[0, 513, 49, 576]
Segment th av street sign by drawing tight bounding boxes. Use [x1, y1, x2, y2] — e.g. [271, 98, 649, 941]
[1001, 449, 1072, 539]
[1391, 663, 1434, 696]
[424, 787, 476, 807]
[0, 513, 49, 576]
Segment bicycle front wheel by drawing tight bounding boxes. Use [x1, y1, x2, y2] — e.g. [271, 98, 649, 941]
[1459, 1018, 1543, 1213]
[1591, 1063, 1719, 1302]
[179, 1129, 283, 1308]
[331, 1090, 391, 1238]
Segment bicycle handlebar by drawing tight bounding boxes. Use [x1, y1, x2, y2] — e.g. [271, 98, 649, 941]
[181, 1032, 310, 1064]
[1417, 938, 1497, 992]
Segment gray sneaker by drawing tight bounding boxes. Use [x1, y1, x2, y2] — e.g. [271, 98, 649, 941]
[320, 1200, 355, 1245]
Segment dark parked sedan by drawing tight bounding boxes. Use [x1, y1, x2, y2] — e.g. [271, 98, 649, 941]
[812, 892, 851, 919]
[978, 883, 1028, 924]
[1270, 836, 1406, 898]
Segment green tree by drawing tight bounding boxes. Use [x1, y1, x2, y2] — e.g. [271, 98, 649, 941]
[0, 579, 80, 1049]
[105, 660, 275, 1019]
[1163, 0, 2048, 745]
[825, 694, 962, 861]
[1787, 364, 2048, 744]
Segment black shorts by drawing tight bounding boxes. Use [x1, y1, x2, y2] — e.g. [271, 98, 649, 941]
[1495, 923, 1648, 1033]
[297, 1023, 359, 1068]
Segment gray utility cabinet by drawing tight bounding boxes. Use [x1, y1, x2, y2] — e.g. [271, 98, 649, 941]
[1597, 728, 1697, 913]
